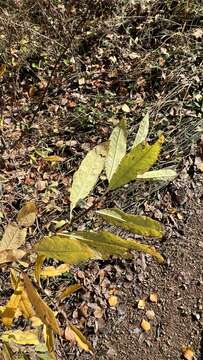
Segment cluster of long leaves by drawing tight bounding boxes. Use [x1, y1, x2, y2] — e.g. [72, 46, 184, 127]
[0, 114, 176, 358]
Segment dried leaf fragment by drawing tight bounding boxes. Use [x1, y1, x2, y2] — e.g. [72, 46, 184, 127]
[149, 292, 158, 303]
[182, 346, 194, 360]
[17, 200, 37, 227]
[121, 104, 130, 113]
[0, 249, 26, 264]
[41, 264, 69, 277]
[137, 299, 146, 310]
[141, 319, 151, 332]
[108, 295, 118, 307]
[0, 223, 27, 250]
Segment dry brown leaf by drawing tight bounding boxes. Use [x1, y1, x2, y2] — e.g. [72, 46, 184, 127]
[141, 319, 151, 332]
[0, 249, 26, 264]
[149, 292, 158, 303]
[137, 299, 146, 310]
[94, 306, 104, 319]
[17, 200, 37, 227]
[108, 295, 118, 307]
[182, 346, 194, 360]
[0, 223, 27, 250]
[22, 273, 61, 335]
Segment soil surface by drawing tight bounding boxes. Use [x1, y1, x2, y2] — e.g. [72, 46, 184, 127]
[67, 173, 202, 360]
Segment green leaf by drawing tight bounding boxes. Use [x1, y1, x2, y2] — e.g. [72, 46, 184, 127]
[35, 235, 101, 265]
[70, 231, 164, 263]
[137, 168, 177, 181]
[105, 119, 127, 181]
[97, 208, 164, 238]
[109, 135, 164, 190]
[70, 142, 108, 218]
[133, 113, 149, 148]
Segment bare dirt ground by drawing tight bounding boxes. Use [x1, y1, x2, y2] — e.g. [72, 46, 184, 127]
[64, 172, 202, 360]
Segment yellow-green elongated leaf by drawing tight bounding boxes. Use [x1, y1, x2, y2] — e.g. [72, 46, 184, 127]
[109, 135, 164, 190]
[22, 273, 61, 335]
[133, 113, 149, 148]
[70, 231, 164, 263]
[105, 119, 127, 181]
[34, 255, 46, 286]
[137, 168, 177, 181]
[65, 323, 93, 353]
[0, 279, 22, 326]
[70, 142, 108, 218]
[0, 223, 27, 250]
[44, 325, 56, 359]
[97, 208, 164, 238]
[35, 235, 101, 265]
